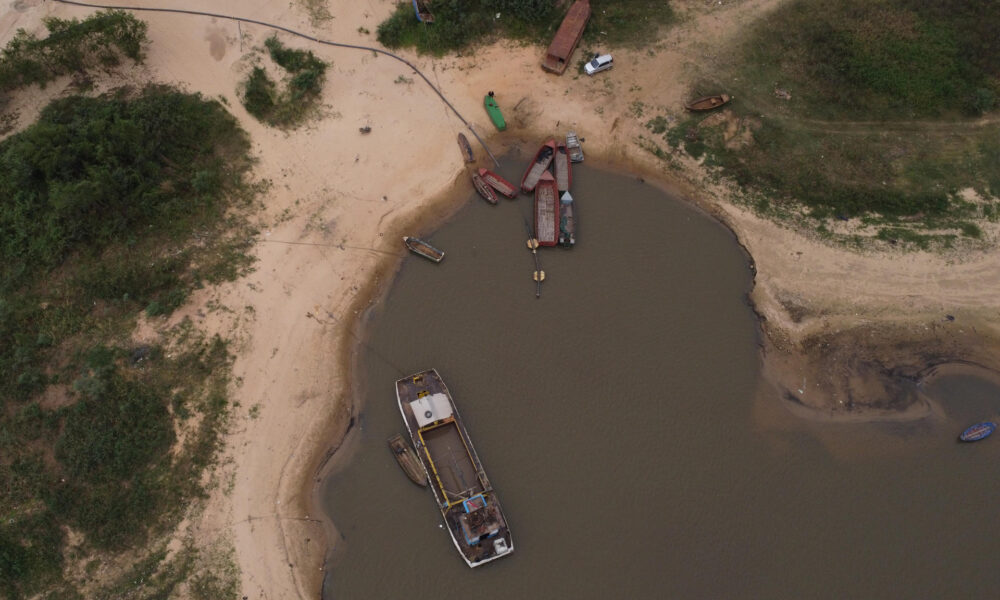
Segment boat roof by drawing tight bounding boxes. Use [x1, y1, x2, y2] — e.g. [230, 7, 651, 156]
[411, 392, 453, 428]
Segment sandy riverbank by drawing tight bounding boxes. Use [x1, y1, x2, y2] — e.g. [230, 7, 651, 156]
[7, 0, 1000, 597]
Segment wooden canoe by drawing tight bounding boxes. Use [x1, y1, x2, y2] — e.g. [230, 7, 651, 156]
[534, 171, 559, 247]
[388, 433, 428, 486]
[520, 139, 556, 193]
[477, 167, 518, 198]
[959, 422, 996, 442]
[553, 141, 571, 192]
[403, 236, 444, 262]
[472, 172, 499, 205]
[685, 94, 731, 111]
[457, 133, 475, 163]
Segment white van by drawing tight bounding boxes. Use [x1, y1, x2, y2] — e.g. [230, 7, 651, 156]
[584, 54, 613, 76]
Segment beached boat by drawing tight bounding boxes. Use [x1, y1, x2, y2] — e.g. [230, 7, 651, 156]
[558, 191, 576, 247]
[477, 168, 517, 199]
[403, 236, 444, 263]
[471, 172, 498, 205]
[534, 171, 559, 247]
[520, 139, 556, 193]
[388, 433, 428, 486]
[412, 0, 434, 23]
[397, 369, 513, 568]
[553, 141, 572, 192]
[685, 94, 731, 111]
[566, 131, 584, 162]
[457, 133, 475, 163]
[959, 421, 996, 442]
[484, 93, 506, 131]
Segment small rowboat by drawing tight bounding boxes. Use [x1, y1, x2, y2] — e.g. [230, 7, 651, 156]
[457, 133, 475, 163]
[472, 172, 499, 205]
[388, 433, 428, 486]
[685, 94, 731, 111]
[477, 167, 517, 198]
[520, 139, 556, 193]
[566, 131, 584, 163]
[959, 421, 996, 442]
[484, 93, 506, 131]
[403, 236, 444, 262]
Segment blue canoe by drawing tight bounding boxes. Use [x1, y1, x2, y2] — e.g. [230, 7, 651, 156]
[412, 0, 434, 23]
[959, 422, 996, 442]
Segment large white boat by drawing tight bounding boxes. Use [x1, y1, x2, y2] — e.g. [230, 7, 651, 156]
[396, 369, 514, 567]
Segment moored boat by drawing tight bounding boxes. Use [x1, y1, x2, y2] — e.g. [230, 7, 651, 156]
[484, 92, 506, 131]
[477, 168, 518, 198]
[457, 133, 475, 163]
[471, 172, 498, 205]
[412, 0, 434, 23]
[388, 433, 428, 486]
[959, 421, 996, 442]
[558, 191, 576, 247]
[403, 236, 444, 263]
[553, 141, 572, 192]
[397, 369, 513, 568]
[685, 94, 731, 111]
[521, 139, 556, 193]
[534, 171, 559, 247]
[566, 131, 584, 162]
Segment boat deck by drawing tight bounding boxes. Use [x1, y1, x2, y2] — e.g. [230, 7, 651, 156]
[421, 422, 485, 502]
[554, 148, 570, 191]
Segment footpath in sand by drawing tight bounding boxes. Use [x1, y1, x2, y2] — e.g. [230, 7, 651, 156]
[7, 0, 1000, 598]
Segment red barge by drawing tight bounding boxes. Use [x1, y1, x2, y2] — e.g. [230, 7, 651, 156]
[534, 171, 559, 246]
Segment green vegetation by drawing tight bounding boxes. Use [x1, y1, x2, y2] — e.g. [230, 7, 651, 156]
[377, 0, 675, 55]
[0, 86, 257, 598]
[0, 10, 147, 95]
[240, 35, 328, 128]
[641, 0, 1000, 246]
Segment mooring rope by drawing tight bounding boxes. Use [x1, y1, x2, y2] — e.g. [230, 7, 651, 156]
[50, 0, 501, 166]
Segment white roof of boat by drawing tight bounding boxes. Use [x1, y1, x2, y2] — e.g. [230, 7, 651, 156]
[411, 393, 453, 428]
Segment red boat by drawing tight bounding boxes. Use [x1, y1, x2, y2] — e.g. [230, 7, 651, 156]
[553, 141, 571, 192]
[521, 139, 557, 193]
[534, 171, 559, 246]
[477, 168, 518, 198]
[472, 172, 498, 205]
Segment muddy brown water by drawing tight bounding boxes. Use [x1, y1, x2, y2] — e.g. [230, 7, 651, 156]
[319, 157, 1000, 599]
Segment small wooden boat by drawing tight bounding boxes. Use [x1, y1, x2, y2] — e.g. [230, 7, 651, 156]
[566, 131, 584, 163]
[484, 93, 506, 131]
[520, 139, 556, 193]
[412, 0, 434, 23]
[477, 167, 517, 198]
[388, 433, 428, 486]
[471, 172, 498, 205]
[553, 141, 571, 192]
[534, 171, 559, 247]
[403, 236, 444, 262]
[558, 191, 576, 247]
[685, 94, 731, 111]
[959, 421, 996, 442]
[457, 133, 474, 163]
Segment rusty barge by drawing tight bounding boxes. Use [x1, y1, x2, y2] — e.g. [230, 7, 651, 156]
[541, 0, 592, 74]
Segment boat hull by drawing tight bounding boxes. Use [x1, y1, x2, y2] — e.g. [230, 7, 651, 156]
[397, 370, 514, 568]
[388, 434, 428, 486]
[478, 168, 518, 198]
[534, 172, 559, 246]
[559, 191, 576, 247]
[959, 422, 996, 442]
[554, 142, 571, 192]
[685, 94, 731, 111]
[457, 133, 475, 163]
[484, 95, 506, 131]
[472, 173, 499, 205]
[403, 236, 444, 262]
[521, 140, 556, 193]
[566, 131, 584, 162]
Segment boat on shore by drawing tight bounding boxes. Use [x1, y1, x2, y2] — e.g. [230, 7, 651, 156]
[558, 191, 576, 247]
[457, 133, 475, 163]
[553, 141, 572, 192]
[397, 369, 513, 568]
[534, 171, 559, 247]
[566, 131, 584, 162]
[959, 421, 996, 442]
[388, 433, 428, 486]
[477, 168, 518, 199]
[471, 172, 498, 205]
[685, 94, 731, 111]
[521, 139, 556, 193]
[412, 0, 434, 23]
[403, 236, 444, 263]
[484, 93, 506, 131]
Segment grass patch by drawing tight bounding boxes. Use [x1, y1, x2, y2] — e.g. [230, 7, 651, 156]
[0, 85, 257, 598]
[240, 36, 328, 128]
[0, 10, 147, 96]
[377, 0, 675, 56]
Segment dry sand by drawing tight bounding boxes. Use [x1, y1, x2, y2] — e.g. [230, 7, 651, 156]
[6, 0, 1000, 597]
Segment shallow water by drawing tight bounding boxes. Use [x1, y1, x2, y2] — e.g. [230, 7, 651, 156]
[320, 157, 1000, 599]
